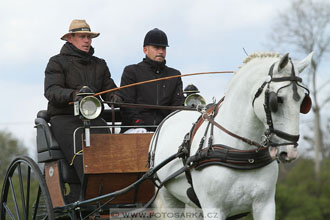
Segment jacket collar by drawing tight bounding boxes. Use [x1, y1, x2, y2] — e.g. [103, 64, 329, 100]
[61, 42, 94, 58]
[143, 56, 166, 73]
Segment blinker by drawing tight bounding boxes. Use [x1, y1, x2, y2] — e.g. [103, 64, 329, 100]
[269, 91, 311, 114]
[269, 92, 280, 113]
[300, 94, 312, 114]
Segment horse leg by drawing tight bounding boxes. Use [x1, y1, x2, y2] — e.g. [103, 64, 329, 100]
[153, 187, 186, 220]
[184, 204, 204, 220]
[252, 198, 275, 220]
[188, 195, 224, 220]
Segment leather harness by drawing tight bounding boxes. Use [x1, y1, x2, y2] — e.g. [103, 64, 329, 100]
[177, 99, 270, 220]
[180, 99, 274, 191]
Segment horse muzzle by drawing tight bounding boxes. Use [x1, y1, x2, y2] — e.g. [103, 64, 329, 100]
[278, 145, 299, 163]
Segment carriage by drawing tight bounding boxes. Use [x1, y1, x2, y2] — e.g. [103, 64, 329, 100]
[1, 52, 313, 220]
[0, 97, 161, 219]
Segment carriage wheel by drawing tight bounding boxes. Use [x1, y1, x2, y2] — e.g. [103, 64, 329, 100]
[0, 156, 54, 220]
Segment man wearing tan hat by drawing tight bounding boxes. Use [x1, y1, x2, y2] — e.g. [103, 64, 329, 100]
[44, 19, 119, 186]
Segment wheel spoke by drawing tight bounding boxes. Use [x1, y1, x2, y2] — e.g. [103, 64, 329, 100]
[41, 216, 49, 220]
[25, 166, 31, 220]
[18, 163, 27, 219]
[3, 202, 16, 220]
[1, 156, 54, 220]
[9, 176, 22, 220]
[32, 186, 41, 220]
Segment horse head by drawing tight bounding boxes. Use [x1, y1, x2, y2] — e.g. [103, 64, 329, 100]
[252, 52, 313, 163]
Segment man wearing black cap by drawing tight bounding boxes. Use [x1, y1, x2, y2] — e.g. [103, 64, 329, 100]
[119, 28, 184, 133]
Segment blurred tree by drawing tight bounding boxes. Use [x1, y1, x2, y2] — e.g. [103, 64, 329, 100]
[0, 130, 28, 179]
[275, 159, 330, 220]
[269, 0, 330, 178]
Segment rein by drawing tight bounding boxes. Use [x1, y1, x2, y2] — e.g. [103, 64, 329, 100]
[103, 101, 197, 111]
[202, 113, 264, 149]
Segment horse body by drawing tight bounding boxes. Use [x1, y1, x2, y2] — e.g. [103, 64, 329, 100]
[150, 52, 313, 219]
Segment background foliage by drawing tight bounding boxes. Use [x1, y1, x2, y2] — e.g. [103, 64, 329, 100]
[0, 130, 28, 178]
[243, 159, 330, 220]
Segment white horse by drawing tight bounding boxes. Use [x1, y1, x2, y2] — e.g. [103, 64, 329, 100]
[149, 52, 313, 220]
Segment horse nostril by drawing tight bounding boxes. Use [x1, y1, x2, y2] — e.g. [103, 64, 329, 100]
[279, 152, 288, 161]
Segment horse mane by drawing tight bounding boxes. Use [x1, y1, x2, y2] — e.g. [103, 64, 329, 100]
[236, 52, 281, 73]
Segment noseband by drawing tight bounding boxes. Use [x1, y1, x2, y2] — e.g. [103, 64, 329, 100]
[252, 60, 311, 147]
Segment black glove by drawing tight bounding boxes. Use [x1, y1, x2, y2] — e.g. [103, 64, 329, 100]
[110, 94, 123, 103]
[72, 86, 94, 102]
[72, 90, 81, 102]
[77, 86, 94, 95]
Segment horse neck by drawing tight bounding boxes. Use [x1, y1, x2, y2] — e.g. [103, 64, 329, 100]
[213, 59, 276, 150]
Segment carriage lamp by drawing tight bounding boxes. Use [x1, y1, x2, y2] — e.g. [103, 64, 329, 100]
[79, 96, 102, 120]
[184, 93, 206, 107]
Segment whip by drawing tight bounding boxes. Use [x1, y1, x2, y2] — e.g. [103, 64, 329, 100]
[94, 71, 234, 96]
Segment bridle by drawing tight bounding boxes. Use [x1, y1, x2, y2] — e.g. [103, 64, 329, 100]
[252, 59, 312, 148]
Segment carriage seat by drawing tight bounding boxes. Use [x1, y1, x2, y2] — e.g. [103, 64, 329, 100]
[35, 110, 79, 184]
[35, 110, 63, 163]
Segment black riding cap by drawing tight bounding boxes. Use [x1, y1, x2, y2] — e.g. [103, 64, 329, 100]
[184, 84, 200, 94]
[143, 28, 169, 47]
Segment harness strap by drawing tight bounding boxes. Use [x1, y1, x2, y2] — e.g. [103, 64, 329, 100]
[190, 98, 224, 140]
[271, 76, 302, 82]
[263, 89, 300, 147]
[252, 63, 275, 107]
[203, 114, 264, 148]
[188, 145, 274, 170]
[272, 129, 300, 143]
[179, 100, 224, 186]
[227, 212, 250, 220]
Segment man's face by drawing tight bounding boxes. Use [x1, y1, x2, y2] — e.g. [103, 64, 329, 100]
[67, 33, 92, 53]
[143, 45, 166, 62]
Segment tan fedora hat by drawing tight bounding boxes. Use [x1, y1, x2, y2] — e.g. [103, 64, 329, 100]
[61, 19, 100, 41]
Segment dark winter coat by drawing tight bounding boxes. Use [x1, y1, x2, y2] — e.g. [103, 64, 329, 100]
[44, 42, 117, 116]
[119, 57, 184, 131]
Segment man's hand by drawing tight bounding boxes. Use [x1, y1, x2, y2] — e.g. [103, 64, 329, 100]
[72, 90, 81, 102]
[110, 94, 123, 103]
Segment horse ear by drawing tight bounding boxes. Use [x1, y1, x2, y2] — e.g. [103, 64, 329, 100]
[278, 53, 290, 72]
[296, 52, 314, 73]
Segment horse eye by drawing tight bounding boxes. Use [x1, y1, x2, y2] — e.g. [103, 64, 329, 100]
[277, 97, 283, 104]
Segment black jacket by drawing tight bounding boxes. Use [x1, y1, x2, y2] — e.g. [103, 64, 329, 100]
[44, 42, 117, 116]
[119, 57, 184, 131]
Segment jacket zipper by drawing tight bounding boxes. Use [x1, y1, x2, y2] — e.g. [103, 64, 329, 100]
[154, 72, 160, 125]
